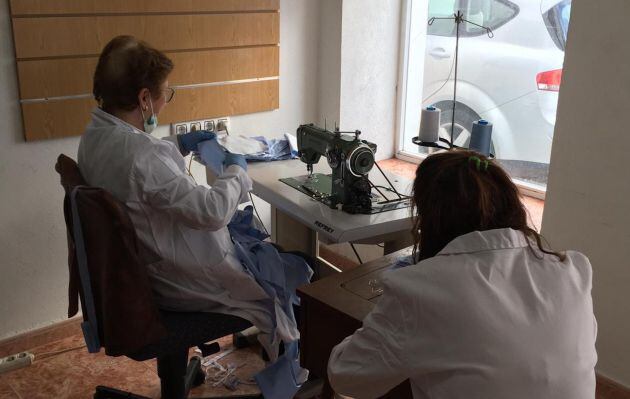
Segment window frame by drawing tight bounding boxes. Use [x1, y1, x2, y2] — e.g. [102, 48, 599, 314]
[394, 0, 547, 199]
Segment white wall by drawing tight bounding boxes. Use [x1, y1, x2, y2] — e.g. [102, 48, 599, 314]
[0, 0, 80, 340]
[339, 0, 402, 161]
[0, 0, 321, 340]
[541, 0, 630, 386]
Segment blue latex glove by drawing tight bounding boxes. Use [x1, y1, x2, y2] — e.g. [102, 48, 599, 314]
[198, 139, 226, 176]
[224, 152, 248, 171]
[178, 130, 217, 154]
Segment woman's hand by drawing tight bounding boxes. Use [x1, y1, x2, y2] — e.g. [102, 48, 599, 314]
[178, 130, 217, 153]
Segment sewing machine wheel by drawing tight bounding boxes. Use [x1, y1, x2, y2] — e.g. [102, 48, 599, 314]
[347, 145, 375, 177]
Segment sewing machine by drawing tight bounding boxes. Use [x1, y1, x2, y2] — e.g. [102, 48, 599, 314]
[280, 124, 409, 215]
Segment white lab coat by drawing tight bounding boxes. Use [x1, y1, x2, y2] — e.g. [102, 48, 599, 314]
[328, 228, 597, 399]
[78, 108, 299, 355]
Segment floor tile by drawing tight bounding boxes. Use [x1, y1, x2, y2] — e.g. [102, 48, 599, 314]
[0, 376, 20, 399]
[191, 340, 264, 398]
[4, 346, 160, 399]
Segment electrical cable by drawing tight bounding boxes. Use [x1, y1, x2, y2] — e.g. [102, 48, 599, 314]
[374, 162, 404, 199]
[187, 155, 197, 184]
[368, 180, 388, 199]
[248, 192, 270, 236]
[422, 48, 457, 103]
[372, 185, 412, 200]
[35, 344, 86, 362]
[350, 243, 363, 264]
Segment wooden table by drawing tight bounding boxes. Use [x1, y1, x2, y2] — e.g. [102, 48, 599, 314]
[297, 248, 414, 399]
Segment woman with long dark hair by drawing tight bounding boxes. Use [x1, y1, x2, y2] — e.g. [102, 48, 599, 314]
[327, 150, 597, 399]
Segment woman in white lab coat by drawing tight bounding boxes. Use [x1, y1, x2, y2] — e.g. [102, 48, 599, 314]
[328, 150, 597, 399]
[78, 36, 302, 356]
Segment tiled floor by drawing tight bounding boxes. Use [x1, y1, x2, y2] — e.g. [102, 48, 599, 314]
[0, 327, 265, 399]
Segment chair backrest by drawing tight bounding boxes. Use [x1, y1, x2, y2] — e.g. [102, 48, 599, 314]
[56, 154, 166, 356]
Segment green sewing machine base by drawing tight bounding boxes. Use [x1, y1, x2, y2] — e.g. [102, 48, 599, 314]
[280, 173, 411, 215]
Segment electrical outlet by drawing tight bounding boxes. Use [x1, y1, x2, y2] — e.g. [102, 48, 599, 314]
[170, 118, 226, 136]
[0, 352, 34, 375]
[204, 120, 215, 131]
[216, 118, 230, 133]
[175, 124, 187, 135]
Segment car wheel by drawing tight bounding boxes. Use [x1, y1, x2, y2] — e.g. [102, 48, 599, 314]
[433, 100, 496, 156]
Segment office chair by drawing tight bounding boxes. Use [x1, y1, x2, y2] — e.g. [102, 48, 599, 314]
[56, 155, 259, 399]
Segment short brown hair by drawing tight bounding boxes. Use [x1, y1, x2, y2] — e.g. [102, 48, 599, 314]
[93, 35, 173, 112]
[411, 150, 565, 262]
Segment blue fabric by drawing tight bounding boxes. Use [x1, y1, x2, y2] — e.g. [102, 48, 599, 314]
[224, 152, 248, 171]
[228, 207, 312, 399]
[178, 130, 216, 153]
[197, 139, 226, 176]
[254, 341, 303, 399]
[245, 136, 298, 162]
[390, 254, 416, 270]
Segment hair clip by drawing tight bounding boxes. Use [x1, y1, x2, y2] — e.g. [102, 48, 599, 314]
[468, 156, 489, 172]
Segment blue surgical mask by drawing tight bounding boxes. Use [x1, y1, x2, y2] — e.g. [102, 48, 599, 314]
[140, 97, 158, 134]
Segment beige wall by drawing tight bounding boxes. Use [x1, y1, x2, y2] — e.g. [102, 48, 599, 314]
[541, 0, 630, 386]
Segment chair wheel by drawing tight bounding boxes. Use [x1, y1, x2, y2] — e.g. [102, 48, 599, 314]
[193, 366, 206, 387]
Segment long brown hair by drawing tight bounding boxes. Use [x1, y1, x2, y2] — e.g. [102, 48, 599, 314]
[411, 150, 564, 262]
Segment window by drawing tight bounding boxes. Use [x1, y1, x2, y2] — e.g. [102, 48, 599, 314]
[397, 0, 573, 193]
[428, 0, 519, 37]
[543, 0, 571, 51]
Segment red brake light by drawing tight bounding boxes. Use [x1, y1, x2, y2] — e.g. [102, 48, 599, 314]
[536, 69, 563, 91]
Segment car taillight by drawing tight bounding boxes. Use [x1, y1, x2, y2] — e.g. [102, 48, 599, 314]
[536, 69, 562, 91]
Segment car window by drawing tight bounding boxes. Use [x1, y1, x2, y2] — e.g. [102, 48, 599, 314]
[428, 0, 520, 37]
[543, 0, 571, 51]
[559, 2, 571, 40]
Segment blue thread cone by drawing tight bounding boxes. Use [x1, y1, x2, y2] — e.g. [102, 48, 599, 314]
[469, 119, 493, 156]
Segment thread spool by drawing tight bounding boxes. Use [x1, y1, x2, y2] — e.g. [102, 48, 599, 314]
[469, 119, 493, 156]
[418, 106, 441, 143]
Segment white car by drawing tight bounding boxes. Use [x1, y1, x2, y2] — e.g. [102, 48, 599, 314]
[422, 0, 571, 183]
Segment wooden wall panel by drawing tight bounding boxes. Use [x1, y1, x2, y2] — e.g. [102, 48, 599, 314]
[9, 0, 279, 15]
[159, 79, 279, 123]
[21, 80, 279, 141]
[17, 58, 97, 100]
[12, 13, 279, 59]
[21, 98, 96, 141]
[18, 46, 279, 100]
[11, 0, 281, 141]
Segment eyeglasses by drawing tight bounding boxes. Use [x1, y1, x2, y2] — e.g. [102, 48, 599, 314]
[163, 87, 175, 103]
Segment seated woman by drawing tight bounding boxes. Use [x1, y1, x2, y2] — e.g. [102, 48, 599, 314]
[327, 150, 597, 399]
[78, 35, 311, 379]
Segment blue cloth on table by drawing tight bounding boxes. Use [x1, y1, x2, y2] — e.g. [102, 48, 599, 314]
[246, 135, 299, 162]
[228, 206, 313, 399]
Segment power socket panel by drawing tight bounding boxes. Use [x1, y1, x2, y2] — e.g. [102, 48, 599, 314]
[170, 117, 229, 136]
[0, 352, 34, 375]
